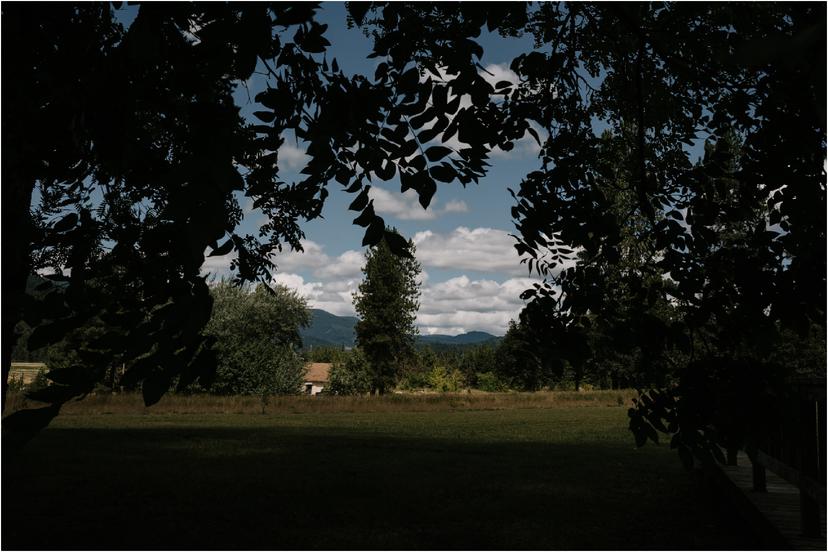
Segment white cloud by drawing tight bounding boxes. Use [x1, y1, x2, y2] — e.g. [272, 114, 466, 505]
[419, 277, 540, 336]
[413, 226, 529, 275]
[415, 275, 536, 335]
[202, 227, 572, 336]
[201, 251, 235, 279]
[272, 269, 537, 336]
[315, 249, 365, 280]
[278, 142, 310, 172]
[370, 187, 437, 220]
[413, 226, 576, 277]
[272, 272, 359, 317]
[480, 63, 519, 88]
[442, 200, 469, 213]
[369, 187, 471, 221]
[273, 239, 364, 280]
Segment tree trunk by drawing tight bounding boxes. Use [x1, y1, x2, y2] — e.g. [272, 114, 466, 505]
[2, 7, 38, 414]
[2, 169, 35, 413]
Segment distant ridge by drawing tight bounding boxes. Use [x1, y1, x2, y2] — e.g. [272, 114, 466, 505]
[418, 331, 499, 346]
[300, 309, 358, 347]
[299, 309, 500, 348]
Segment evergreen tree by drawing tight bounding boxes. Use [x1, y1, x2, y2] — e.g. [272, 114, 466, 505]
[353, 231, 421, 394]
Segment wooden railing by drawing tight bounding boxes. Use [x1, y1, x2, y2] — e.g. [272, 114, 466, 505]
[751, 378, 826, 537]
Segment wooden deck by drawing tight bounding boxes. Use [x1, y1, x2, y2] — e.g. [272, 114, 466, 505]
[716, 452, 826, 550]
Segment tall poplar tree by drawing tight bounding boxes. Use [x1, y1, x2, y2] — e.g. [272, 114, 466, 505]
[353, 231, 421, 394]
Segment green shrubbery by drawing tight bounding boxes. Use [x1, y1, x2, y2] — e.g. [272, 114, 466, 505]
[475, 371, 508, 392]
[204, 282, 310, 395]
[327, 348, 372, 395]
[426, 366, 465, 392]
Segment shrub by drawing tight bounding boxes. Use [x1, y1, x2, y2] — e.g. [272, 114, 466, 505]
[476, 371, 508, 392]
[427, 365, 464, 392]
[30, 369, 49, 393]
[397, 368, 432, 391]
[7, 374, 26, 394]
[327, 348, 372, 395]
[206, 282, 310, 395]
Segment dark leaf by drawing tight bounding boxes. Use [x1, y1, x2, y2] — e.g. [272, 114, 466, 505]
[349, 185, 371, 211]
[353, 203, 375, 227]
[677, 445, 694, 470]
[425, 145, 452, 162]
[348, 2, 372, 26]
[27, 384, 85, 404]
[416, 175, 437, 208]
[52, 213, 79, 233]
[209, 239, 234, 257]
[142, 372, 171, 407]
[2, 404, 62, 450]
[384, 230, 413, 259]
[46, 366, 92, 386]
[253, 110, 276, 123]
[429, 164, 456, 182]
[28, 319, 76, 351]
[362, 218, 385, 246]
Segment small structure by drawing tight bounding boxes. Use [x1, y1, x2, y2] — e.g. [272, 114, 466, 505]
[303, 362, 331, 395]
[9, 362, 47, 385]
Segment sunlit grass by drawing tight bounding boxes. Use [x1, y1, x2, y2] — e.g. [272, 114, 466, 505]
[5, 388, 638, 416]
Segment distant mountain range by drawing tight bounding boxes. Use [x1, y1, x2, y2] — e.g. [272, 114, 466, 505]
[300, 309, 359, 348]
[300, 309, 501, 349]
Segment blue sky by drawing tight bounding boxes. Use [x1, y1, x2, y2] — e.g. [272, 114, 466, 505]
[199, 3, 551, 336]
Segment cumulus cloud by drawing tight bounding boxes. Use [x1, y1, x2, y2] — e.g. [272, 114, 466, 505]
[271, 270, 538, 336]
[370, 187, 438, 220]
[419, 274, 545, 335]
[480, 63, 519, 88]
[413, 226, 576, 277]
[369, 187, 469, 221]
[273, 239, 364, 280]
[201, 251, 235, 279]
[416, 275, 537, 335]
[272, 272, 359, 317]
[413, 226, 528, 275]
[442, 200, 469, 213]
[202, 227, 572, 336]
[278, 142, 310, 172]
[265, 235, 545, 335]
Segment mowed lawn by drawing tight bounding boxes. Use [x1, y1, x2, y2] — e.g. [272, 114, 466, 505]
[2, 403, 758, 550]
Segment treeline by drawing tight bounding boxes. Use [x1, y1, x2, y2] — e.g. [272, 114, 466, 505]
[11, 280, 311, 396]
[15, 274, 823, 397]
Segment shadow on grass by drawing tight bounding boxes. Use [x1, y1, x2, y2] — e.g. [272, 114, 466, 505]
[3, 424, 761, 550]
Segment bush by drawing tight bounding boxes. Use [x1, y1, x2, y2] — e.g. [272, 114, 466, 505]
[7, 374, 26, 394]
[397, 369, 431, 391]
[327, 348, 372, 395]
[427, 365, 465, 392]
[206, 282, 310, 395]
[30, 369, 49, 393]
[476, 371, 508, 392]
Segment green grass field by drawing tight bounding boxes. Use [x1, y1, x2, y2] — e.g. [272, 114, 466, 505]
[2, 397, 758, 550]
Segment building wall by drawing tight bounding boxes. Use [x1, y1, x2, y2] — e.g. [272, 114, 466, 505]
[303, 382, 325, 396]
[9, 363, 47, 385]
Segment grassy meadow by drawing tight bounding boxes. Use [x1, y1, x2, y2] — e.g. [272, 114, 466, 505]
[2, 392, 759, 550]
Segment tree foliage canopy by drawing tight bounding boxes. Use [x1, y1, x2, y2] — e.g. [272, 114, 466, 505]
[4, 2, 824, 463]
[327, 348, 372, 396]
[354, 231, 421, 394]
[204, 282, 310, 395]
